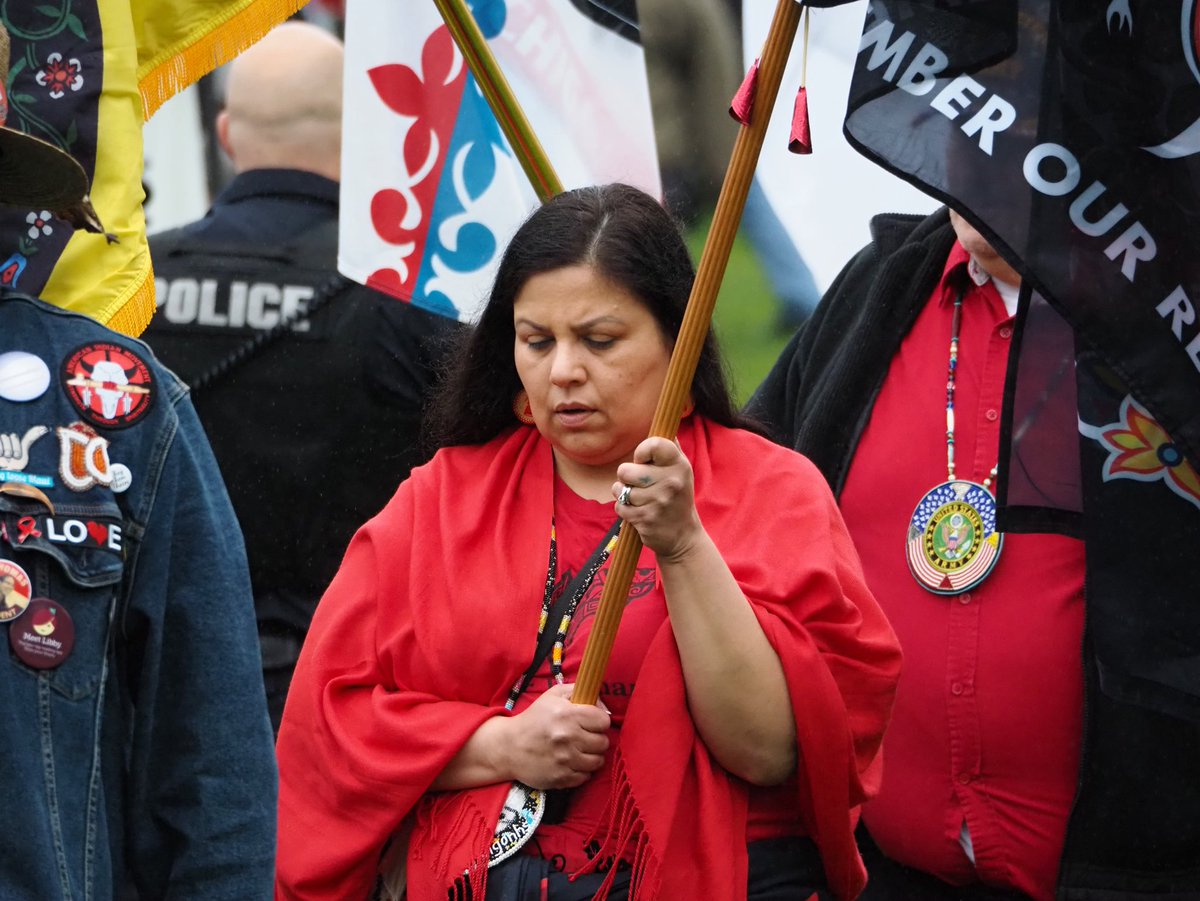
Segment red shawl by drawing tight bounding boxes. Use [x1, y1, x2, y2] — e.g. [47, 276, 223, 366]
[274, 418, 901, 900]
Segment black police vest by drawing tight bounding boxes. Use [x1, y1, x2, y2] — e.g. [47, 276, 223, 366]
[144, 221, 440, 630]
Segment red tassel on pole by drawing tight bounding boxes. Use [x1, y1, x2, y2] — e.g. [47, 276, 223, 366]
[788, 4, 813, 154]
[729, 59, 759, 125]
[789, 85, 812, 154]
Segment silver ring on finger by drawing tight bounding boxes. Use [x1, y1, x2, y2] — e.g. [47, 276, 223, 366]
[617, 484, 633, 506]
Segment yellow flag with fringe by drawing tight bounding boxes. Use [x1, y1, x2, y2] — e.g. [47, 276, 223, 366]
[0, 1, 304, 336]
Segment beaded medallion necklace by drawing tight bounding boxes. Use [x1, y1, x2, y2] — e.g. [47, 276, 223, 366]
[905, 291, 1005, 595]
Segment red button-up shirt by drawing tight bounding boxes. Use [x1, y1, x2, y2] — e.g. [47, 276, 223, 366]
[839, 243, 1085, 901]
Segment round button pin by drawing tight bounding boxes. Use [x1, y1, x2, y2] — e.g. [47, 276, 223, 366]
[0, 351, 51, 402]
[109, 463, 132, 494]
[10, 598, 74, 669]
[0, 558, 32, 622]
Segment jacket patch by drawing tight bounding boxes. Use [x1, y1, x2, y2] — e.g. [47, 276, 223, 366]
[0, 471, 55, 489]
[62, 342, 155, 429]
[31, 516, 124, 553]
[57, 422, 114, 492]
[0, 425, 50, 473]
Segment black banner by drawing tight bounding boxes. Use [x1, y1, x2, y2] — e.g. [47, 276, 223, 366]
[843, 0, 1200, 471]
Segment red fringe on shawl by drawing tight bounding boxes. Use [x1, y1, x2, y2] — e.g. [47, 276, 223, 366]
[573, 751, 661, 901]
[407, 785, 508, 900]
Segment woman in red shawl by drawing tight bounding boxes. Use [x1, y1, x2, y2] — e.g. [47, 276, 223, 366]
[275, 185, 901, 901]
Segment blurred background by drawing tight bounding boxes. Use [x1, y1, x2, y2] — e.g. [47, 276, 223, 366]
[142, 0, 934, 403]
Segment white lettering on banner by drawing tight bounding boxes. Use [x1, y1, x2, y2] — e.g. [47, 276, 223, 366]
[1158, 287, 1196, 339]
[1069, 183, 1130, 237]
[930, 77, 1018, 155]
[960, 96, 1017, 155]
[859, 15, 1200, 373]
[861, 23, 1016, 155]
[860, 20, 960, 101]
[931, 75, 987, 121]
[1023, 142, 1081, 196]
[1189, 334, 1200, 371]
[1103, 222, 1157, 282]
[1023, 143, 1157, 281]
[155, 278, 313, 331]
[897, 42, 948, 96]
[859, 20, 916, 83]
[1156, 287, 1200, 372]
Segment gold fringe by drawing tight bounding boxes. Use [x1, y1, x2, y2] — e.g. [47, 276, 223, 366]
[103, 271, 157, 337]
[138, 0, 307, 120]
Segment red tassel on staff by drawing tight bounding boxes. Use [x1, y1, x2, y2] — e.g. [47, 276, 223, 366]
[789, 4, 813, 154]
[729, 59, 759, 125]
[789, 85, 812, 154]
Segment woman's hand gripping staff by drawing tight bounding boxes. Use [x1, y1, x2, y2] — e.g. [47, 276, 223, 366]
[432, 684, 612, 792]
[613, 436, 797, 787]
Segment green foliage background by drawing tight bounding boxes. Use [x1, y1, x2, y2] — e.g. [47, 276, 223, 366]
[685, 215, 797, 407]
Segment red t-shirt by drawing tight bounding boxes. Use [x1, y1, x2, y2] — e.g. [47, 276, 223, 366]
[839, 245, 1085, 901]
[519, 476, 803, 872]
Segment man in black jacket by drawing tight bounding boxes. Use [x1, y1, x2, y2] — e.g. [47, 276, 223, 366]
[143, 22, 461, 732]
[749, 207, 1200, 900]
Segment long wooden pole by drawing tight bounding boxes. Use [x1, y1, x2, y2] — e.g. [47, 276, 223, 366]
[572, 0, 806, 706]
[431, 0, 563, 202]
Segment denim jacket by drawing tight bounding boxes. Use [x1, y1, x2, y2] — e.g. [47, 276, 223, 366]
[0, 290, 276, 899]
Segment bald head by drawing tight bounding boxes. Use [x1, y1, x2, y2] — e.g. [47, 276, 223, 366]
[217, 22, 344, 180]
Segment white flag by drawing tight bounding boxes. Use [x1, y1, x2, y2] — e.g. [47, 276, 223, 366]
[340, 0, 661, 322]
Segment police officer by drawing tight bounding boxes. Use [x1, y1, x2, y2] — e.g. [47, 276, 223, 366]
[0, 22, 276, 898]
[143, 22, 461, 731]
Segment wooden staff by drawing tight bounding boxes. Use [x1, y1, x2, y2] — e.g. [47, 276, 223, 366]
[572, 0, 806, 706]
[434, 0, 805, 703]
[432, 0, 563, 201]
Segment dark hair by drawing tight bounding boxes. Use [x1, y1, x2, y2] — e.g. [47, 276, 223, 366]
[424, 183, 740, 449]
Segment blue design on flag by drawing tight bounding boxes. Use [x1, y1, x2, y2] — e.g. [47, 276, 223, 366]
[417, 71, 514, 317]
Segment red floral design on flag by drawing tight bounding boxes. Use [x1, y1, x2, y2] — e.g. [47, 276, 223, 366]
[362, 26, 466, 296]
[35, 53, 83, 99]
